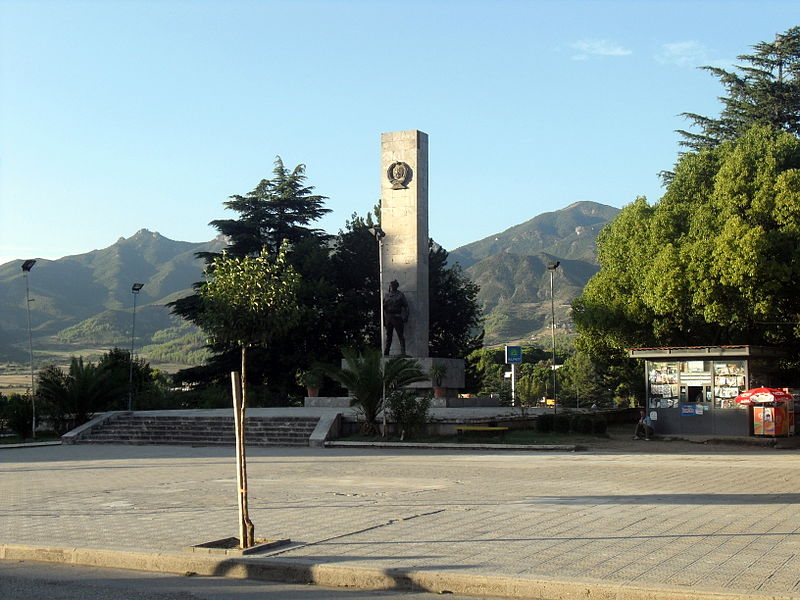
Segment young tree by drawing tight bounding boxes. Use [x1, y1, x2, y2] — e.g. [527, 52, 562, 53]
[196, 244, 302, 548]
[171, 159, 332, 397]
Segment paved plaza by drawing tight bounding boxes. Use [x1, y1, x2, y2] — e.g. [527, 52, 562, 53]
[2, 441, 800, 599]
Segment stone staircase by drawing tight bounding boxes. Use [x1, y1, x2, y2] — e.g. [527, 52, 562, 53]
[69, 413, 321, 447]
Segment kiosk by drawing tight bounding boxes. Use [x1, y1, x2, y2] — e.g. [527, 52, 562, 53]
[628, 346, 790, 436]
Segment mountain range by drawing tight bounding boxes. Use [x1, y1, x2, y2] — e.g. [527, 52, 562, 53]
[0, 231, 226, 365]
[0, 201, 619, 366]
[453, 201, 619, 345]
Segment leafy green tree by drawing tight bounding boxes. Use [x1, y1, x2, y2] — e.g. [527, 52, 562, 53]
[97, 347, 168, 410]
[172, 161, 483, 400]
[516, 361, 549, 415]
[575, 124, 800, 355]
[37, 357, 127, 434]
[429, 242, 484, 357]
[679, 27, 800, 152]
[465, 346, 552, 401]
[0, 393, 33, 439]
[195, 244, 302, 549]
[386, 389, 431, 440]
[558, 351, 605, 408]
[325, 347, 427, 435]
[170, 158, 331, 398]
[326, 212, 381, 351]
[196, 245, 302, 394]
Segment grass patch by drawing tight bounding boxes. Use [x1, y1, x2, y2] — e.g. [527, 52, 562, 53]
[0, 432, 60, 444]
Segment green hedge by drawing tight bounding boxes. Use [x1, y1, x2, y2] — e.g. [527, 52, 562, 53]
[534, 412, 607, 436]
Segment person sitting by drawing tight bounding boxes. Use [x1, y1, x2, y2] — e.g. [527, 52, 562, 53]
[633, 409, 654, 440]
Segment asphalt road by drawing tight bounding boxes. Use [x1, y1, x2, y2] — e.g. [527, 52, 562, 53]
[0, 561, 491, 600]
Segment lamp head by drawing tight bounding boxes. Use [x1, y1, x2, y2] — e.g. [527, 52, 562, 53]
[131, 282, 144, 293]
[21, 259, 36, 272]
[367, 226, 386, 239]
[547, 261, 560, 271]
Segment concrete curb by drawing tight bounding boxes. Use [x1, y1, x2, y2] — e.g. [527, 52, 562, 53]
[308, 413, 342, 447]
[1, 543, 795, 600]
[61, 411, 124, 444]
[325, 441, 580, 451]
[0, 441, 62, 450]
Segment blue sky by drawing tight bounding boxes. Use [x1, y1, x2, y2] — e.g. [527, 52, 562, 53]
[0, 1, 796, 266]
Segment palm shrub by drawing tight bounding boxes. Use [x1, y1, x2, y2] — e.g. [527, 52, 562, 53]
[327, 347, 427, 435]
[37, 357, 127, 434]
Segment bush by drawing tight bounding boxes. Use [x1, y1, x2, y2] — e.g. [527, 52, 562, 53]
[386, 390, 431, 440]
[0, 393, 33, 439]
[553, 413, 571, 433]
[536, 413, 554, 433]
[571, 414, 594, 435]
[592, 418, 608, 435]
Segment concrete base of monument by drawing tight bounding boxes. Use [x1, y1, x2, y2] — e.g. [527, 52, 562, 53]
[330, 356, 466, 392]
[407, 357, 465, 390]
[429, 396, 501, 408]
[303, 396, 352, 408]
[187, 537, 291, 556]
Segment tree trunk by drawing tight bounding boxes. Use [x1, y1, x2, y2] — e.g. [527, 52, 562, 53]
[231, 346, 255, 549]
[239, 347, 254, 547]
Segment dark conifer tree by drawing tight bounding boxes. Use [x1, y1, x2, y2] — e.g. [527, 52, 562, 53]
[678, 26, 800, 151]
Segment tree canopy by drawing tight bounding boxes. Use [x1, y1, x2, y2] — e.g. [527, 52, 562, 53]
[196, 246, 302, 351]
[207, 157, 330, 258]
[575, 124, 800, 355]
[172, 161, 484, 400]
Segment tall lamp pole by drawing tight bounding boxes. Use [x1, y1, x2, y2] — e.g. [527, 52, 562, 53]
[368, 226, 387, 437]
[128, 283, 144, 411]
[21, 260, 36, 439]
[547, 261, 560, 414]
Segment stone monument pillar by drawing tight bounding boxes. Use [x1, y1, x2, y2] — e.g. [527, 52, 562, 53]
[380, 130, 429, 358]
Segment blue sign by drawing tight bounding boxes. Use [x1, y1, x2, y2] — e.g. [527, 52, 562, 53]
[505, 346, 522, 364]
[680, 405, 697, 416]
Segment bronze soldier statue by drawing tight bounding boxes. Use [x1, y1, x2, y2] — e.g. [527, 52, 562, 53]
[383, 279, 409, 356]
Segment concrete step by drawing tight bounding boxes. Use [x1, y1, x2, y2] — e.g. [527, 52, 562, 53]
[76, 415, 319, 447]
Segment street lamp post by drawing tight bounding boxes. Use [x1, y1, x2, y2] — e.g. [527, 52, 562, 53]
[128, 283, 144, 411]
[547, 261, 560, 414]
[21, 260, 36, 439]
[368, 226, 387, 437]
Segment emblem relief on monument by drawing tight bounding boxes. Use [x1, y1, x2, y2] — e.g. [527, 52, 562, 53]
[387, 161, 412, 189]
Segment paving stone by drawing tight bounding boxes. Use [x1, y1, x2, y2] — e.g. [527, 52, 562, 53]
[3, 442, 800, 597]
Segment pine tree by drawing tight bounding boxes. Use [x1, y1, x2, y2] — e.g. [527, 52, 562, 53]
[678, 27, 800, 151]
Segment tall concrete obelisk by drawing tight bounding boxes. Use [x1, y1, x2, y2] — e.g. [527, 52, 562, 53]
[380, 130, 429, 358]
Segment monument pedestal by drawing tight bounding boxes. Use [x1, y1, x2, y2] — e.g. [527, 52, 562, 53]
[400, 356, 465, 391]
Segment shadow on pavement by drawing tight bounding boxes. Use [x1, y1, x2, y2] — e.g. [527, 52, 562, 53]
[209, 556, 478, 594]
[532, 492, 800, 505]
